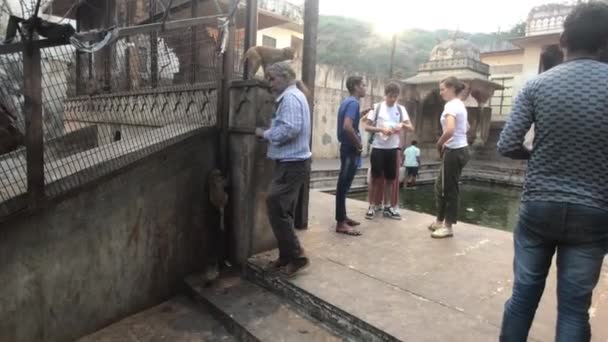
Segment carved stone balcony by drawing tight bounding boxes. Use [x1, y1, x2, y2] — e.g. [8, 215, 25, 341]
[418, 58, 490, 76]
[525, 4, 573, 36]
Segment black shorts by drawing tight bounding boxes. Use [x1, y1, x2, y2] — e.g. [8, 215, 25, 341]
[370, 148, 398, 180]
[406, 167, 419, 177]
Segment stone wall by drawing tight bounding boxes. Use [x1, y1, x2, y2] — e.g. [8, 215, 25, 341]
[0, 133, 219, 342]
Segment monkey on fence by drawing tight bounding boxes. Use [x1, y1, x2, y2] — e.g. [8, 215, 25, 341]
[0, 103, 24, 155]
[241, 46, 296, 79]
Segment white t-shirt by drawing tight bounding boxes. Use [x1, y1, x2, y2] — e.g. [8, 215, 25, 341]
[440, 99, 468, 149]
[367, 102, 410, 149]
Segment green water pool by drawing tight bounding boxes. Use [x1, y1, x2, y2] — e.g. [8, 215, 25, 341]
[347, 181, 522, 231]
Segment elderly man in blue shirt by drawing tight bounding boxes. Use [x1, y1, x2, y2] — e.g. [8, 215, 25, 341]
[255, 62, 312, 277]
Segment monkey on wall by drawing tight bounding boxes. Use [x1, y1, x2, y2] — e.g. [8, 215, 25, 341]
[208, 168, 228, 232]
[241, 46, 296, 79]
[205, 168, 229, 284]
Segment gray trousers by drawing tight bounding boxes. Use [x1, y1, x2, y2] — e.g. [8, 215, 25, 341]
[266, 159, 311, 261]
[435, 147, 469, 224]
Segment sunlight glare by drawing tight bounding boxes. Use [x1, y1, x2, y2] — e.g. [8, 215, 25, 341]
[375, 20, 404, 38]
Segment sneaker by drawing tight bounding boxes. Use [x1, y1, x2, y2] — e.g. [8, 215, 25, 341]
[383, 207, 402, 220]
[431, 227, 454, 239]
[428, 222, 444, 231]
[365, 206, 375, 220]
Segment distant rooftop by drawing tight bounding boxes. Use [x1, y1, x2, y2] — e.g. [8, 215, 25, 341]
[525, 3, 573, 37]
[479, 40, 521, 54]
[259, 0, 304, 25]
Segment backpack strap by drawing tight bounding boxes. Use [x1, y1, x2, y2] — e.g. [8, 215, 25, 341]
[372, 103, 381, 126]
[368, 102, 381, 144]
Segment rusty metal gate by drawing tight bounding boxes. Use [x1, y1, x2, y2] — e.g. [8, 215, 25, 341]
[0, 0, 241, 221]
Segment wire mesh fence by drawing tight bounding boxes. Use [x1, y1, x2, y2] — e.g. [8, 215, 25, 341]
[0, 18, 223, 217]
[0, 51, 28, 217]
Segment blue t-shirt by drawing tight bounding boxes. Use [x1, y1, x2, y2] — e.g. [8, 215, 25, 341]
[337, 96, 360, 150]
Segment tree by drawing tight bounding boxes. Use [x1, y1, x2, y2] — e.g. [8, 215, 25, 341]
[509, 22, 526, 37]
[317, 15, 525, 81]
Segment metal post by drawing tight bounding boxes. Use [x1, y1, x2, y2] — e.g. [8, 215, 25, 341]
[75, 6, 83, 95]
[214, 6, 237, 266]
[125, 1, 133, 90]
[150, 0, 158, 87]
[389, 33, 397, 79]
[190, 0, 198, 83]
[220, 20, 235, 173]
[295, 0, 319, 230]
[104, 0, 115, 91]
[23, 43, 45, 209]
[243, 0, 258, 79]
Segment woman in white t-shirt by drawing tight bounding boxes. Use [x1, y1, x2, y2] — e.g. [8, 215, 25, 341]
[428, 77, 470, 239]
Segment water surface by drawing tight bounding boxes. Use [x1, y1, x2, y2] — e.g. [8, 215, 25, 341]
[348, 181, 522, 231]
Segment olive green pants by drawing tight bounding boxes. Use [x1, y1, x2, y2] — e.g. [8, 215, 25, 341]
[435, 147, 470, 224]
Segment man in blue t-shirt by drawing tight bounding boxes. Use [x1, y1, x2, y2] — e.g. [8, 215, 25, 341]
[335, 76, 371, 236]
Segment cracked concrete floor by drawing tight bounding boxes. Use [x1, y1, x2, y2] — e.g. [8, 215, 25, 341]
[282, 191, 608, 341]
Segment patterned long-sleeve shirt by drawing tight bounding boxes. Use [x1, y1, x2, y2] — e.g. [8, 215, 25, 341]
[263, 84, 312, 161]
[497, 58, 608, 210]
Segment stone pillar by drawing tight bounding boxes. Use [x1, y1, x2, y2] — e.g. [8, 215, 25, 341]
[228, 80, 277, 265]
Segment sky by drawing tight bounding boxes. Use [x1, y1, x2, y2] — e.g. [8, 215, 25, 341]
[289, 0, 571, 34]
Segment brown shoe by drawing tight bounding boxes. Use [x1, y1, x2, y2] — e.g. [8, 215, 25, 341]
[267, 258, 290, 270]
[282, 257, 310, 278]
[345, 217, 361, 226]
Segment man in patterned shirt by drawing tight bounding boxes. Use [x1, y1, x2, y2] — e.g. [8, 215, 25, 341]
[498, 3, 608, 341]
[255, 62, 312, 277]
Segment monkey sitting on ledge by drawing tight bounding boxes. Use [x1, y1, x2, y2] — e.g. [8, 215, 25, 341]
[241, 46, 296, 79]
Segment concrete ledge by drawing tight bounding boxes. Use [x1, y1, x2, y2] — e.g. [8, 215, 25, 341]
[186, 273, 342, 342]
[245, 257, 395, 342]
[77, 297, 235, 342]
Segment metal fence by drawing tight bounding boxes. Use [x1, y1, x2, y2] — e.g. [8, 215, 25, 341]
[0, 14, 227, 219]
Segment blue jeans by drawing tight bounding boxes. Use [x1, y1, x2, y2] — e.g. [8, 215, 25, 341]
[500, 201, 608, 342]
[335, 147, 359, 222]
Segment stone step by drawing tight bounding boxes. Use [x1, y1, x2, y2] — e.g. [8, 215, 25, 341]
[246, 253, 499, 342]
[186, 274, 343, 342]
[77, 296, 236, 342]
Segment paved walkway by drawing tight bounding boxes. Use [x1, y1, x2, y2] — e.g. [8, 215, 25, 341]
[262, 191, 608, 341]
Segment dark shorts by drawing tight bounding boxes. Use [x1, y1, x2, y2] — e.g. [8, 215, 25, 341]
[370, 148, 398, 180]
[406, 167, 419, 177]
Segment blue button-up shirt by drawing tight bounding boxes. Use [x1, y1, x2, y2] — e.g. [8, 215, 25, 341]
[263, 84, 312, 161]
